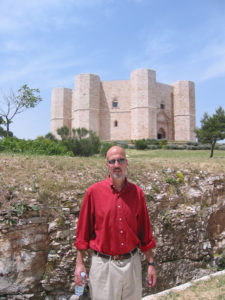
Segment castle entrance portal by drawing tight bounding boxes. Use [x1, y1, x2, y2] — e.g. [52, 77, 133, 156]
[157, 128, 166, 139]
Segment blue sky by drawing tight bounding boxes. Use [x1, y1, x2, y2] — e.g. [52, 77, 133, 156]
[0, 0, 225, 139]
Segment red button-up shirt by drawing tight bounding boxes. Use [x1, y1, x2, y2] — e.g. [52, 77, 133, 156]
[75, 176, 156, 255]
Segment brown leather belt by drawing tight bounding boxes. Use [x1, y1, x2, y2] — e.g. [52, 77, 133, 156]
[94, 247, 138, 261]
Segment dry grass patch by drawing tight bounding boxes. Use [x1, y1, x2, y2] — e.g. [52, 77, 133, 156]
[0, 150, 224, 212]
[126, 149, 225, 173]
[156, 273, 225, 300]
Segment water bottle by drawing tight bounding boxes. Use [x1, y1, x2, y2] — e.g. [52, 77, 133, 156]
[75, 272, 86, 297]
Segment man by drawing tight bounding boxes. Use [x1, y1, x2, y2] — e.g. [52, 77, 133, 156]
[74, 146, 156, 300]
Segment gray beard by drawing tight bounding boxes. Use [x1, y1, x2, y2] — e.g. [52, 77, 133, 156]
[112, 169, 127, 180]
[112, 173, 123, 179]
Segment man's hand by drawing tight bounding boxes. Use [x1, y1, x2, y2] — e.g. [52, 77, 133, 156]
[74, 265, 88, 286]
[74, 250, 88, 286]
[147, 265, 157, 287]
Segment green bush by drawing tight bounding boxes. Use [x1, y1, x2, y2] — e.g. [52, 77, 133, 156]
[147, 145, 158, 150]
[115, 141, 128, 149]
[0, 137, 69, 156]
[0, 137, 24, 153]
[146, 138, 160, 145]
[165, 176, 179, 186]
[45, 132, 58, 142]
[186, 145, 198, 150]
[70, 138, 98, 156]
[31, 137, 69, 155]
[179, 145, 187, 150]
[186, 141, 198, 146]
[135, 139, 148, 150]
[61, 128, 101, 157]
[159, 139, 168, 147]
[100, 142, 115, 157]
[165, 143, 180, 150]
[197, 144, 211, 150]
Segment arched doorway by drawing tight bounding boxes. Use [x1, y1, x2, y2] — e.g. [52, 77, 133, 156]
[157, 128, 166, 139]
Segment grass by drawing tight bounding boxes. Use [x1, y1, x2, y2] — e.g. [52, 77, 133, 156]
[156, 273, 225, 300]
[126, 149, 225, 174]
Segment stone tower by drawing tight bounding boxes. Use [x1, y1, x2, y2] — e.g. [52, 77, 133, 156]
[72, 74, 100, 135]
[130, 69, 157, 140]
[172, 81, 196, 141]
[51, 88, 72, 138]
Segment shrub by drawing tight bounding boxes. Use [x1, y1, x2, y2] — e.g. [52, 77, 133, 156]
[146, 138, 160, 145]
[0, 137, 23, 153]
[197, 144, 211, 150]
[0, 137, 69, 156]
[179, 145, 187, 150]
[165, 143, 180, 150]
[100, 142, 115, 157]
[115, 141, 128, 149]
[186, 141, 198, 146]
[31, 137, 69, 155]
[159, 139, 168, 147]
[186, 145, 198, 150]
[176, 171, 184, 183]
[45, 132, 58, 142]
[135, 139, 148, 150]
[147, 145, 158, 150]
[165, 176, 179, 186]
[63, 137, 98, 157]
[59, 127, 101, 157]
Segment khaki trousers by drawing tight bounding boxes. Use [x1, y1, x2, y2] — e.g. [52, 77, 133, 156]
[89, 252, 142, 300]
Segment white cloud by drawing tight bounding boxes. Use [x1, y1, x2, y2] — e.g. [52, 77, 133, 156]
[188, 35, 225, 82]
[0, 0, 104, 34]
[200, 57, 225, 82]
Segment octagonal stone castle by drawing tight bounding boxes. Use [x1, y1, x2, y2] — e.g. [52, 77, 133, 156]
[51, 68, 196, 141]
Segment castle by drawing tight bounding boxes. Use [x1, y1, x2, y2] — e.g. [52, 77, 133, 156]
[51, 68, 196, 141]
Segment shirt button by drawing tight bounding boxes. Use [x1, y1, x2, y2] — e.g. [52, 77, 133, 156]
[118, 205, 120, 208]
[120, 230, 123, 234]
[121, 243, 124, 246]
[119, 218, 122, 221]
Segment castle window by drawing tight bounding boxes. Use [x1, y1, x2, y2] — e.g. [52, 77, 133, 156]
[112, 99, 118, 108]
[160, 104, 165, 109]
[114, 120, 118, 127]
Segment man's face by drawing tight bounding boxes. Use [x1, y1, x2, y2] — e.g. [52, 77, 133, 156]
[106, 147, 128, 180]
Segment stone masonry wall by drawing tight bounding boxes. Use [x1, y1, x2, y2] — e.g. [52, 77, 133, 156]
[51, 88, 72, 139]
[100, 80, 131, 140]
[172, 81, 196, 141]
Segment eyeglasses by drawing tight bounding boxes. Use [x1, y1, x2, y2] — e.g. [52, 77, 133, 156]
[108, 158, 126, 165]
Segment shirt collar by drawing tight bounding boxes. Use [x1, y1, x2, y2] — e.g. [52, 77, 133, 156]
[106, 175, 128, 193]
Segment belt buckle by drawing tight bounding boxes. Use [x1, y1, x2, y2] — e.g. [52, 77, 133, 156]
[113, 255, 120, 261]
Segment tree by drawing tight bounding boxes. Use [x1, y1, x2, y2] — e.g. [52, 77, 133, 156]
[56, 126, 100, 156]
[0, 116, 6, 137]
[0, 84, 42, 136]
[45, 132, 58, 142]
[195, 106, 225, 158]
[57, 126, 69, 140]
